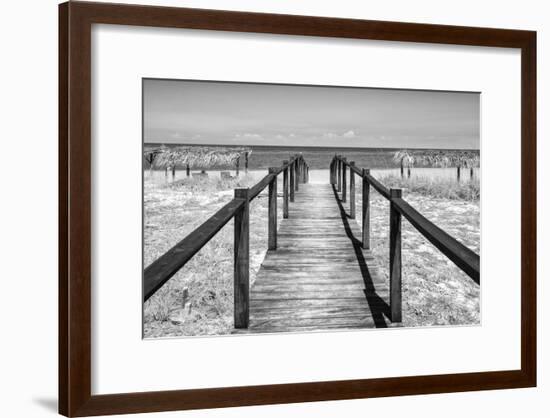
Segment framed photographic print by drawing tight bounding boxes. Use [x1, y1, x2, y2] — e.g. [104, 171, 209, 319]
[59, 1, 536, 416]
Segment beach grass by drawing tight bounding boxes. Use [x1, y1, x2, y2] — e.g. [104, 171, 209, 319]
[143, 173, 283, 337]
[377, 173, 480, 201]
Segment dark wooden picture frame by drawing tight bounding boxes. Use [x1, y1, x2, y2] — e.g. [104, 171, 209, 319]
[59, 1, 537, 416]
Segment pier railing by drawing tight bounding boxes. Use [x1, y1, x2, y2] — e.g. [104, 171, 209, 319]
[144, 154, 309, 328]
[331, 155, 480, 323]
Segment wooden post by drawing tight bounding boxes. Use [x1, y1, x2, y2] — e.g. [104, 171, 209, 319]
[234, 188, 249, 328]
[186, 164, 190, 177]
[389, 188, 402, 323]
[268, 168, 278, 250]
[306, 165, 309, 183]
[145, 153, 155, 177]
[457, 166, 461, 182]
[407, 167, 411, 179]
[349, 162, 356, 218]
[236, 156, 240, 177]
[470, 167, 474, 180]
[294, 157, 300, 191]
[362, 169, 370, 249]
[244, 152, 249, 174]
[400, 160, 404, 178]
[171, 165, 176, 179]
[332, 155, 337, 185]
[290, 159, 295, 202]
[283, 161, 289, 219]
[342, 158, 347, 203]
[337, 156, 342, 192]
[147, 154, 154, 177]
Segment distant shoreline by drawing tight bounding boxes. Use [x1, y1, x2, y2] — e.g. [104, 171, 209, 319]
[144, 142, 480, 153]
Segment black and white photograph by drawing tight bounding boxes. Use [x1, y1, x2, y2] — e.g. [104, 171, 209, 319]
[142, 79, 480, 338]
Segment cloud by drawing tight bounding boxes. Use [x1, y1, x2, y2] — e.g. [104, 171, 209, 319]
[323, 130, 357, 139]
[234, 132, 264, 140]
[242, 133, 262, 139]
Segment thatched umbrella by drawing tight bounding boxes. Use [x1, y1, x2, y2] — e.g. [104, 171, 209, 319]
[454, 151, 480, 180]
[152, 146, 252, 178]
[143, 145, 167, 175]
[393, 150, 416, 178]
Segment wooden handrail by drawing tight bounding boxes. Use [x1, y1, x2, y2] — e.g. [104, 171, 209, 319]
[365, 173, 391, 200]
[144, 198, 245, 301]
[392, 198, 480, 283]
[144, 154, 308, 317]
[249, 173, 275, 200]
[333, 155, 479, 284]
[344, 158, 391, 198]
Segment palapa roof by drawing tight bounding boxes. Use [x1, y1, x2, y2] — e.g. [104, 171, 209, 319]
[416, 150, 480, 168]
[393, 149, 479, 168]
[143, 145, 168, 165]
[393, 150, 416, 167]
[145, 146, 252, 169]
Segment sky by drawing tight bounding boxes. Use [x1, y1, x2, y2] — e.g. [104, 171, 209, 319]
[143, 79, 480, 150]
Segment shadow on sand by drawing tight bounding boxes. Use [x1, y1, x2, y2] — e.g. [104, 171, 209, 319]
[331, 184, 391, 328]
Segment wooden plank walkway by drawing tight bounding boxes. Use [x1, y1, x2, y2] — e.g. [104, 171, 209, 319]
[246, 183, 391, 333]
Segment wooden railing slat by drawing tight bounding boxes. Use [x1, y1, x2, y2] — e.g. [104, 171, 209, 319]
[249, 173, 275, 200]
[144, 198, 245, 301]
[392, 197, 480, 283]
[335, 154, 479, 285]
[365, 173, 391, 199]
[349, 163, 362, 177]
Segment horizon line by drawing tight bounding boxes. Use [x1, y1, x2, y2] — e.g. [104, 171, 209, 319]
[144, 141, 480, 151]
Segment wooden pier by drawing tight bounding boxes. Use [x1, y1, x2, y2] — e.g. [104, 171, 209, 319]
[247, 183, 389, 333]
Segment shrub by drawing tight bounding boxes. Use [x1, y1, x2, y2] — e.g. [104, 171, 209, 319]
[377, 174, 480, 201]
